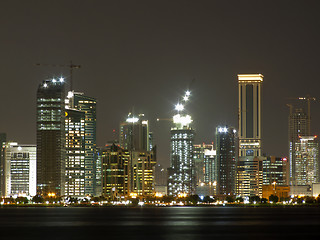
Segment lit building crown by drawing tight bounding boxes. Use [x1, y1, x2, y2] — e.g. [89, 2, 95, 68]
[172, 90, 193, 129]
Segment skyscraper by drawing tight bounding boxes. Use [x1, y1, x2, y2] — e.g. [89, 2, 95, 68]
[119, 113, 150, 151]
[237, 74, 264, 198]
[68, 91, 97, 196]
[36, 78, 65, 196]
[294, 136, 319, 185]
[168, 90, 195, 196]
[238, 74, 263, 157]
[193, 143, 215, 185]
[118, 113, 156, 197]
[216, 126, 237, 196]
[64, 108, 86, 197]
[0, 133, 6, 196]
[101, 144, 130, 199]
[288, 107, 308, 185]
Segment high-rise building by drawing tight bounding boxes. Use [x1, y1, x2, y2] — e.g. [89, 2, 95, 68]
[95, 147, 102, 196]
[101, 143, 156, 199]
[64, 108, 85, 197]
[130, 149, 156, 196]
[36, 78, 65, 196]
[216, 126, 237, 196]
[0, 133, 7, 196]
[293, 136, 319, 185]
[288, 107, 308, 185]
[168, 90, 195, 196]
[238, 74, 263, 157]
[101, 144, 130, 199]
[193, 143, 216, 197]
[203, 147, 216, 184]
[236, 156, 264, 198]
[263, 156, 289, 186]
[119, 113, 150, 151]
[2, 142, 36, 197]
[193, 143, 215, 185]
[67, 91, 97, 196]
[237, 74, 263, 198]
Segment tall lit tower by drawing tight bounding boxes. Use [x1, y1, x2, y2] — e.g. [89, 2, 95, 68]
[64, 108, 86, 197]
[67, 91, 97, 196]
[294, 136, 319, 185]
[36, 77, 65, 196]
[168, 90, 195, 196]
[238, 74, 263, 157]
[237, 74, 263, 198]
[216, 126, 237, 196]
[288, 107, 308, 185]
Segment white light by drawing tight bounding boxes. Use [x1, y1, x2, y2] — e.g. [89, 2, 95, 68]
[183, 96, 189, 101]
[59, 77, 64, 82]
[175, 103, 184, 111]
[52, 78, 56, 83]
[43, 83, 48, 88]
[67, 91, 74, 98]
[126, 117, 139, 123]
[218, 127, 228, 133]
[185, 91, 191, 96]
[173, 114, 192, 126]
[17, 146, 22, 151]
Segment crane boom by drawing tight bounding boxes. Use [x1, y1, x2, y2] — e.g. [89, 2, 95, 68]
[35, 60, 81, 91]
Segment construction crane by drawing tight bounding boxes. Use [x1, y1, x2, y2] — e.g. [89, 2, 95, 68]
[287, 95, 316, 135]
[156, 118, 173, 122]
[35, 61, 81, 91]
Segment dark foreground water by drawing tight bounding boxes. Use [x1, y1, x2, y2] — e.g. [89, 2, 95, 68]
[1, 206, 320, 239]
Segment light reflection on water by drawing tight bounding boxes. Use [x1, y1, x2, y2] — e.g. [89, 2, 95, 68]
[0, 207, 320, 239]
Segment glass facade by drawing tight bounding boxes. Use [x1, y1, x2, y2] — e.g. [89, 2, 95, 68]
[216, 127, 236, 196]
[72, 93, 97, 196]
[294, 136, 319, 185]
[168, 128, 195, 196]
[36, 79, 65, 196]
[65, 109, 86, 197]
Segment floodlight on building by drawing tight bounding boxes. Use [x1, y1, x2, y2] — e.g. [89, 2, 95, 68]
[173, 114, 192, 126]
[175, 103, 184, 111]
[59, 77, 64, 82]
[67, 91, 74, 98]
[126, 117, 139, 123]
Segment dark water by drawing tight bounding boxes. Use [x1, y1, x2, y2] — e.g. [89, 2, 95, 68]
[1, 206, 320, 239]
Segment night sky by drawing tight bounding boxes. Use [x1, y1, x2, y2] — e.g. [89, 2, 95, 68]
[1, 0, 320, 167]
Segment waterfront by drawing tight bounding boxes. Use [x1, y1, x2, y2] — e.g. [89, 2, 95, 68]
[0, 207, 320, 239]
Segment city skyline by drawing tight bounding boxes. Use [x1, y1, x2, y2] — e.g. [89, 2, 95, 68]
[1, 1, 320, 168]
